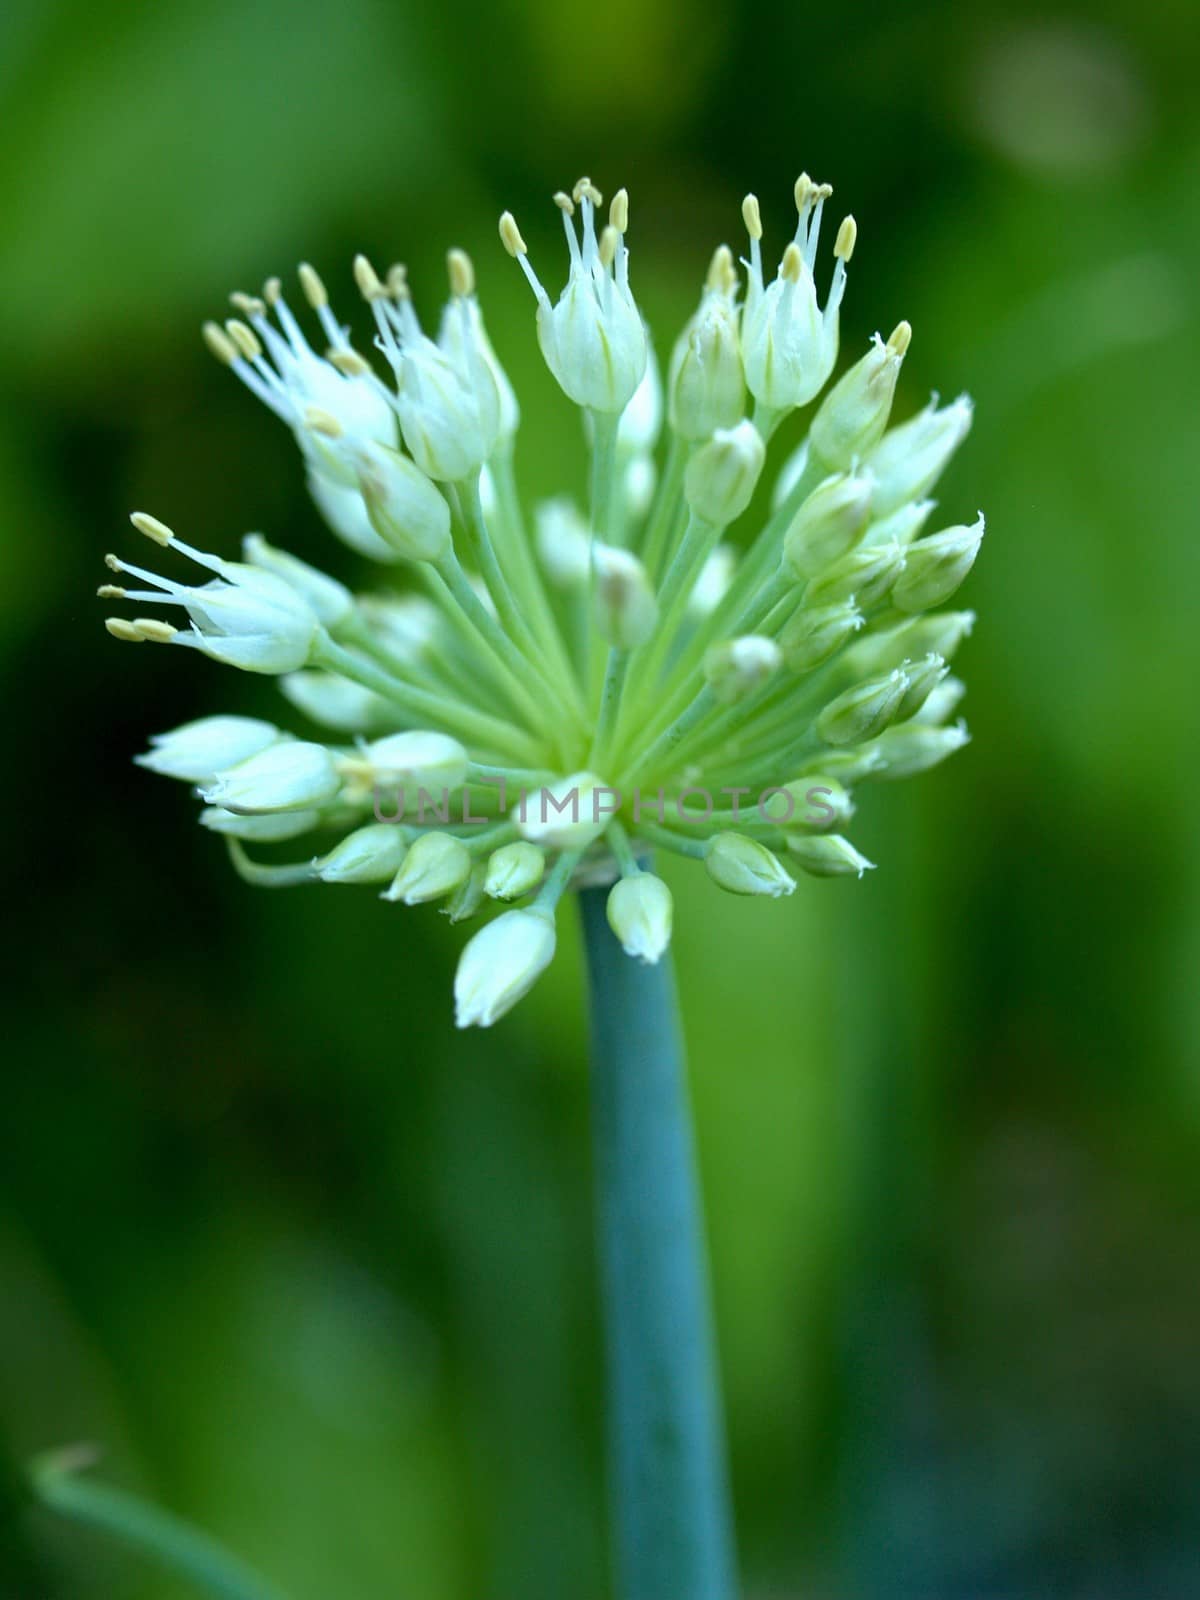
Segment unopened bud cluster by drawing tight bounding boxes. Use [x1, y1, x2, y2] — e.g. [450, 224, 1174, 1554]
[104, 170, 982, 1027]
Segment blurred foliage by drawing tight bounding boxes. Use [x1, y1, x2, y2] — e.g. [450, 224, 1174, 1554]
[1, 0, 1198, 1595]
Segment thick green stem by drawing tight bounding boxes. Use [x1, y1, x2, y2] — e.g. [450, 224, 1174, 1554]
[579, 889, 737, 1600]
[29, 1453, 287, 1600]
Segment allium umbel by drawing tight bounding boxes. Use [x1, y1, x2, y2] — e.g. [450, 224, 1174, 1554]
[103, 172, 982, 1027]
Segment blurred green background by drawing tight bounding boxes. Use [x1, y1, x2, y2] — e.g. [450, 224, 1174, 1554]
[2, 0, 1198, 1594]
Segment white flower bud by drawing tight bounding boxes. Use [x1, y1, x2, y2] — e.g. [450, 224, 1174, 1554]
[136, 716, 281, 782]
[306, 471, 399, 563]
[242, 535, 354, 628]
[535, 498, 591, 589]
[892, 515, 985, 612]
[517, 771, 609, 851]
[740, 182, 852, 411]
[202, 740, 341, 813]
[762, 777, 854, 832]
[862, 721, 969, 780]
[622, 454, 657, 519]
[704, 635, 782, 703]
[437, 261, 519, 441]
[803, 540, 906, 610]
[387, 335, 500, 482]
[842, 612, 975, 677]
[787, 833, 875, 878]
[502, 185, 647, 412]
[895, 653, 948, 721]
[355, 594, 442, 665]
[780, 601, 864, 673]
[782, 472, 873, 578]
[593, 544, 658, 648]
[454, 907, 557, 1027]
[687, 545, 736, 618]
[913, 675, 966, 726]
[865, 394, 974, 516]
[861, 499, 935, 549]
[199, 807, 322, 841]
[684, 421, 765, 527]
[771, 440, 810, 511]
[279, 672, 387, 732]
[606, 873, 674, 963]
[484, 841, 546, 901]
[445, 864, 488, 924]
[705, 832, 796, 897]
[327, 434, 452, 564]
[354, 731, 469, 793]
[318, 823, 410, 883]
[667, 246, 745, 440]
[817, 668, 911, 746]
[808, 324, 910, 470]
[383, 831, 472, 904]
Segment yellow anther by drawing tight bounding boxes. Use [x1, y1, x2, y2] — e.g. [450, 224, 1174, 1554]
[886, 320, 912, 357]
[741, 194, 763, 241]
[834, 215, 857, 261]
[202, 321, 238, 366]
[229, 291, 265, 318]
[105, 618, 143, 642]
[794, 172, 814, 211]
[298, 262, 327, 309]
[553, 190, 575, 215]
[447, 248, 475, 298]
[328, 348, 371, 377]
[224, 319, 262, 362]
[133, 619, 178, 642]
[386, 263, 410, 300]
[780, 242, 804, 283]
[499, 212, 526, 256]
[598, 224, 619, 269]
[706, 243, 737, 295]
[353, 254, 386, 301]
[263, 276, 282, 306]
[304, 405, 344, 438]
[572, 176, 603, 207]
[96, 584, 126, 599]
[609, 188, 629, 233]
[130, 512, 174, 547]
[104, 553, 122, 571]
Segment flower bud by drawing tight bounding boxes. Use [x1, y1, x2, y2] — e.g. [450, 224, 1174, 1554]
[352, 731, 469, 794]
[761, 777, 854, 832]
[593, 544, 658, 648]
[797, 746, 887, 784]
[445, 863, 488, 924]
[202, 740, 341, 813]
[808, 324, 910, 470]
[437, 276, 519, 442]
[356, 594, 442, 665]
[623, 454, 657, 519]
[318, 823, 410, 884]
[668, 246, 746, 440]
[242, 535, 354, 628]
[779, 601, 863, 673]
[704, 832, 796, 897]
[687, 545, 736, 618]
[606, 873, 674, 963]
[280, 672, 387, 732]
[617, 343, 662, 454]
[841, 612, 975, 677]
[913, 675, 966, 726]
[307, 472, 399, 563]
[346, 438, 453, 563]
[383, 831, 472, 904]
[786, 833, 875, 878]
[895, 653, 948, 720]
[892, 515, 985, 612]
[861, 498, 935, 549]
[684, 421, 766, 527]
[704, 635, 782, 703]
[862, 721, 969, 779]
[388, 335, 501, 482]
[803, 541, 906, 610]
[865, 395, 973, 517]
[771, 440, 810, 511]
[484, 841, 546, 901]
[782, 472, 873, 578]
[817, 668, 911, 745]
[199, 807, 321, 841]
[517, 771, 609, 851]
[136, 716, 281, 782]
[454, 907, 557, 1027]
[535, 498, 591, 589]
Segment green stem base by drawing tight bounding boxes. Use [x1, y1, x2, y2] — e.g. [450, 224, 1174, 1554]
[579, 887, 738, 1600]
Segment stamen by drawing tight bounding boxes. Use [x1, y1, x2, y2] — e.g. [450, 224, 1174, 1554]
[263, 276, 283, 307]
[202, 321, 238, 365]
[386, 263, 410, 300]
[327, 348, 371, 377]
[304, 405, 344, 437]
[887, 320, 912, 356]
[706, 244, 737, 294]
[834, 216, 857, 261]
[132, 618, 178, 642]
[353, 254, 387, 301]
[498, 212, 527, 255]
[741, 194, 763, 241]
[130, 512, 174, 547]
[224, 319, 262, 362]
[229, 292, 265, 318]
[298, 262, 327, 309]
[780, 242, 804, 284]
[105, 618, 143, 642]
[552, 191, 575, 216]
[598, 224, 619, 270]
[447, 247, 475, 298]
[609, 188, 629, 234]
[572, 176, 603, 207]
